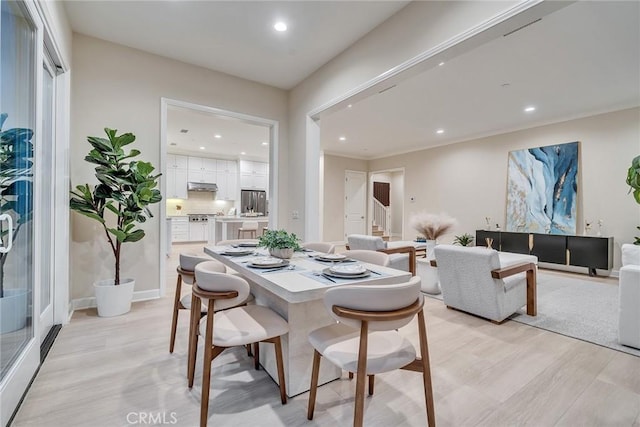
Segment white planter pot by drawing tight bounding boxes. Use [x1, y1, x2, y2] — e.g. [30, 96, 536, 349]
[269, 248, 294, 259]
[0, 289, 29, 334]
[94, 278, 135, 317]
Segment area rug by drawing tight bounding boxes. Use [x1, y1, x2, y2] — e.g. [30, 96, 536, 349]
[426, 272, 640, 357]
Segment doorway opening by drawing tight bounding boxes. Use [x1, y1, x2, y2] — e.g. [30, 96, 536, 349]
[369, 169, 404, 241]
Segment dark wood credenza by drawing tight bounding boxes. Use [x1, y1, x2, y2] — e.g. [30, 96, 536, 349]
[475, 230, 613, 276]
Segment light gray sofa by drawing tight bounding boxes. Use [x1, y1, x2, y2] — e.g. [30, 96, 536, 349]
[346, 234, 416, 275]
[434, 245, 537, 323]
[619, 243, 640, 349]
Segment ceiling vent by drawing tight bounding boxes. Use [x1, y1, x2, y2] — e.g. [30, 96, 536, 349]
[180, 129, 189, 133]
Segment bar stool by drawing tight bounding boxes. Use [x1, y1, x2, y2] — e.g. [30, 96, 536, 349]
[237, 221, 258, 239]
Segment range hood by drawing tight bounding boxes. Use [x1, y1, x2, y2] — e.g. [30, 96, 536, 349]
[187, 182, 218, 192]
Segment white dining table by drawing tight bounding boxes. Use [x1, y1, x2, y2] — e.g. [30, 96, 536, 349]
[204, 245, 412, 396]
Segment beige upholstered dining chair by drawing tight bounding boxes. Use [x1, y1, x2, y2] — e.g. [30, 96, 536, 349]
[307, 276, 435, 427]
[346, 234, 416, 275]
[169, 253, 225, 353]
[237, 220, 259, 239]
[302, 242, 336, 254]
[188, 263, 289, 427]
[342, 249, 389, 267]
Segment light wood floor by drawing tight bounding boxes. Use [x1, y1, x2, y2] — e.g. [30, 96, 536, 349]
[12, 244, 640, 426]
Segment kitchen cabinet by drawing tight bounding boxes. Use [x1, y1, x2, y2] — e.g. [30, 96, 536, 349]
[166, 154, 188, 199]
[188, 222, 207, 242]
[240, 160, 268, 190]
[188, 156, 217, 183]
[214, 159, 238, 200]
[171, 217, 189, 242]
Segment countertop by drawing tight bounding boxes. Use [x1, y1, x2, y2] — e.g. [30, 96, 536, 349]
[209, 216, 269, 222]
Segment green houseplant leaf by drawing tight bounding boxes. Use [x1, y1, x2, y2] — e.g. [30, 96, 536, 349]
[627, 155, 640, 245]
[69, 128, 162, 284]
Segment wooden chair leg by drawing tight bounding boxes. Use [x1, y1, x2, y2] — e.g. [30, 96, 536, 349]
[169, 275, 183, 353]
[200, 301, 215, 427]
[368, 375, 375, 396]
[418, 310, 436, 427]
[307, 350, 321, 420]
[253, 342, 260, 370]
[354, 321, 369, 427]
[246, 344, 252, 357]
[187, 294, 200, 387]
[273, 336, 287, 404]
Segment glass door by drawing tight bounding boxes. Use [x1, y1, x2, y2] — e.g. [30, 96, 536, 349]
[0, 1, 40, 424]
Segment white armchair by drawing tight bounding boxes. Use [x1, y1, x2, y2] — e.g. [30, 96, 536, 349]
[434, 245, 537, 323]
[619, 243, 640, 349]
[346, 234, 416, 275]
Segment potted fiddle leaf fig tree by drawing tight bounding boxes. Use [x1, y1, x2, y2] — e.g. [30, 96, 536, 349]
[70, 128, 161, 317]
[0, 113, 33, 333]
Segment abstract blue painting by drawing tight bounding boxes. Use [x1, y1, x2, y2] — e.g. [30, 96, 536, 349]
[506, 141, 579, 235]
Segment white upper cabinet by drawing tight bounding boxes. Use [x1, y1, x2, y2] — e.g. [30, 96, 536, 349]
[166, 154, 188, 198]
[239, 160, 268, 190]
[167, 154, 188, 169]
[188, 156, 217, 183]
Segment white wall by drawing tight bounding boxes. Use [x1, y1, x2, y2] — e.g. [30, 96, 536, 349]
[70, 34, 288, 300]
[289, 1, 518, 238]
[390, 171, 404, 236]
[369, 107, 640, 270]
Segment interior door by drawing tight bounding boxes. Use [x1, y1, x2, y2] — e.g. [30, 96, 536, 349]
[344, 170, 366, 238]
[38, 54, 56, 342]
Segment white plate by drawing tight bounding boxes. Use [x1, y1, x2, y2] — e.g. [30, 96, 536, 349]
[222, 248, 254, 256]
[238, 242, 258, 247]
[322, 267, 371, 279]
[329, 264, 367, 275]
[249, 257, 285, 268]
[316, 253, 347, 261]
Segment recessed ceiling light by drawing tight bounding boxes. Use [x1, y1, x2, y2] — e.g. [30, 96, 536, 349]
[214, 134, 222, 139]
[261, 142, 269, 146]
[199, 146, 205, 150]
[339, 136, 346, 141]
[274, 22, 287, 32]
[240, 151, 246, 155]
[438, 62, 445, 66]
[347, 104, 352, 108]
[524, 106, 536, 112]
[436, 129, 444, 134]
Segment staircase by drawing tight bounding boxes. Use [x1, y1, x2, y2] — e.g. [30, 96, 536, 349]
[371, 223, 390, 241]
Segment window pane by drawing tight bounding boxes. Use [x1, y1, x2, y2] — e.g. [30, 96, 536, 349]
[0, 0, 36, 380]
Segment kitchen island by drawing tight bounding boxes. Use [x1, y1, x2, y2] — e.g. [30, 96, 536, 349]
[207, 216, 269, 243]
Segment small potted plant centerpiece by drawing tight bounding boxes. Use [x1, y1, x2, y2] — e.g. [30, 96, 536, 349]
[258, 229, 301, 259]
[453, 233, 474, 247]
[70, 128, 162, 317]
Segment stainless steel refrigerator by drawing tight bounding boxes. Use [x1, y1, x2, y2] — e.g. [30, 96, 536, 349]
[241, 190, 267, 215]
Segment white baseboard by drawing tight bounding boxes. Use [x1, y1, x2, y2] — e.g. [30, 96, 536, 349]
[71, 289, 161, 311]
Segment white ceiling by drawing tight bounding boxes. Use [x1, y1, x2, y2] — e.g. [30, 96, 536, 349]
[321, 1, 640, 159]
[167, 106, 270, 162]
[63, 0, 409, 90]
[64, 2, 640, 162]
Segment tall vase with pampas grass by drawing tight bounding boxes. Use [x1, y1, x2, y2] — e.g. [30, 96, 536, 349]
[409, 212, 457, 260]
